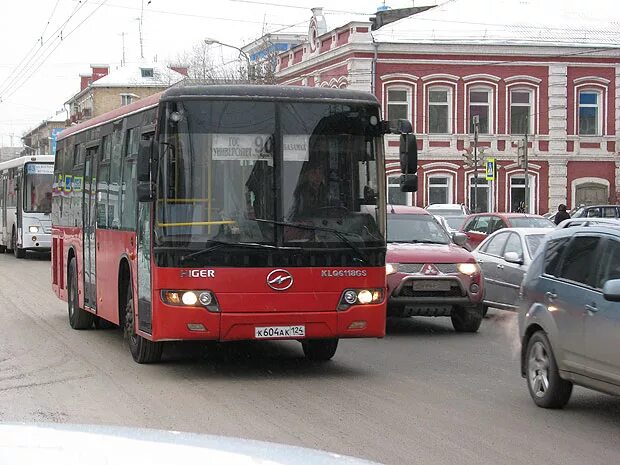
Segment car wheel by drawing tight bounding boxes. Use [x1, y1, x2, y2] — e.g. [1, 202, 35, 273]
[302, 339, 338, 361]
[451, 304, 483, 332]
[123, 283, 162, 364]
[67, 258, 94, 329]
[525, 331, 573, 409]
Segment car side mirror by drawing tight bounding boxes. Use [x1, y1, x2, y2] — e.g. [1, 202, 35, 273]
[602, 279, 620, 302]
[452, 232, 468, 247]
[503, 251, 523, 265]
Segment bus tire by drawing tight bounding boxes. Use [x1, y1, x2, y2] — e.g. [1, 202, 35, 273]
[14, 243, 26, 259]
[123, 283, 162, 364]
[302, 338, 338, 361]
[67, 258, 94, 329]
[0, 244, 6, 253]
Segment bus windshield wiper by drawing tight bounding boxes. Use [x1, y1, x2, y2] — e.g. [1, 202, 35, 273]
[179, 240, 300, 264]
[252, 218, 368, 265]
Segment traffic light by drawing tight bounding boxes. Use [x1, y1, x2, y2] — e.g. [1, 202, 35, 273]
[462, 148, 483, 168]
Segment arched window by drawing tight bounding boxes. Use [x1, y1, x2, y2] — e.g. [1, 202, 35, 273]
[469, 87, 493, 134]
[509, 174, 536, 213]
[427, 86, 452, 134]
[468, 175, 491, 213]
[427, 174, 453, 205]
[387, 174, 411, 206]
[386, 87, 411, 121]
[510, 89, 533, 135]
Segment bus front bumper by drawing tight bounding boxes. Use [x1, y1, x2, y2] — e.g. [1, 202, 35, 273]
[147, 304, 386, 342]
[20, 233, 51, 251]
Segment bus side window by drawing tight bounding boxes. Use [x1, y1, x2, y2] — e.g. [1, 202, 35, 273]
[121, 127, 139, 230]
[97, 134, 111, 228]
[109, 126, 124, 229]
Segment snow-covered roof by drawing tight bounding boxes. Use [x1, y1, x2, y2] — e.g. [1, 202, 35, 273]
[92, 62, 185, 88]
[46, 111, 67, 123]
[373, 0, 620, 48]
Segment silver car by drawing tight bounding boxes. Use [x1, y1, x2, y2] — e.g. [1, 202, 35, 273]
[519, 225, 620, 408]
[472, 228, 552, 312]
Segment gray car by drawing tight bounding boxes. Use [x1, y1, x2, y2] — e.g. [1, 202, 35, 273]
[518, 225, 620, 408]
[472, 228, 552, 312]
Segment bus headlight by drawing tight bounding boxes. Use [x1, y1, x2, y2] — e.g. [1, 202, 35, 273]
[457, 263, 479, 276]
[161, 290, 219, 312]
[338, 288, 384, 310]
[29, 226, 39, 233]
[386, 263, 399, 275]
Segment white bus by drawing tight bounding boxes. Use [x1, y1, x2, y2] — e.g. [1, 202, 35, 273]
[0, 155, 55, 258]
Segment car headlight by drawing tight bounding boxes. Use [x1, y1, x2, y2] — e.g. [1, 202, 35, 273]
[457, 263, 479, 276]
[29, 225, 39, 233]
[338, 288, 384, 310]
[161, 290, 219, 312]
[386, 263, 399, 275]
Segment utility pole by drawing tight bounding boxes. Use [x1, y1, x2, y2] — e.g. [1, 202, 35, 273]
[138, 0, 144, 59]
[472, 115, 480, 213]
[524, 131, 529, 213]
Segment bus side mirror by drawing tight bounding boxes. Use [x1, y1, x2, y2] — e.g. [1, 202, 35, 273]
[399, 133, 418, 192]
[137, 138, 153, 183]
[400, 133, 418, 174]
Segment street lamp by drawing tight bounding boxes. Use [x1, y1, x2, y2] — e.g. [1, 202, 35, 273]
[204, 38, 252, 81]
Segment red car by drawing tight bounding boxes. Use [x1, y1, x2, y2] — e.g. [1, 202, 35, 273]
[459, 213, 554, 250]
[386, 206, 485, 332]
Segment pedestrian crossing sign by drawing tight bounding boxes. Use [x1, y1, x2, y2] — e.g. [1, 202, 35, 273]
[485, 158, 495, 181]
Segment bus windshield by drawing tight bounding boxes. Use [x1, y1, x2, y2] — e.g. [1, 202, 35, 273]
[155, 99, 385, 262]
[24, 163, 53, 213]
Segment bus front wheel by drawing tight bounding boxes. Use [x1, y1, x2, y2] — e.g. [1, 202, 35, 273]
[302, 338, 338, 361]
[67, 258, 94, 329]
[123, 283, 162, 364]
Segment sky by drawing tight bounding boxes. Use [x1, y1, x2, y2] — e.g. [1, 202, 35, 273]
[0, 0, 617, 147]
[1, 0, 431, 146]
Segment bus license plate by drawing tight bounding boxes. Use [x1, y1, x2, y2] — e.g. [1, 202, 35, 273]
[255, 325, 306, 339]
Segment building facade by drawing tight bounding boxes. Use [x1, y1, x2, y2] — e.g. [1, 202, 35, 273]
[21, 111, 67, 155]
[65, 63, 187, 125]
[275, 2, 620, 213]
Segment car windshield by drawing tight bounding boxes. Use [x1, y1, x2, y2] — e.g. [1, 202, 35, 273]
[23, 163, 53, 213]
[525, 234, 546, 258]
[510, 217, 554, 228]
[443, 216, 464, 229]
[387, 214, 451, 244]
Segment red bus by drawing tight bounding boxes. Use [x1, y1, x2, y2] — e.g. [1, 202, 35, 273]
[51, 85, 416, 363]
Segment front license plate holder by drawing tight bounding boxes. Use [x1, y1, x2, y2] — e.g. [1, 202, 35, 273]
[255, 325, 306, 339]
[412, 280, 451, 292]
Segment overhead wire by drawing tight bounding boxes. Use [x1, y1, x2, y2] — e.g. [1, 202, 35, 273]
[0, 0, 89, 101]
[1, 0, 111, 104]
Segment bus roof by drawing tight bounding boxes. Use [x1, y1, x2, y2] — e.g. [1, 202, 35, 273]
[0, 155, 55, 171]
[57, 91, 162, 142]
[57, 85, 380, 143]
[162, 85, 380, 104]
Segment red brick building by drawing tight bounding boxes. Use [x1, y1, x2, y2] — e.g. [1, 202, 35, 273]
[275, 2, 620, 213]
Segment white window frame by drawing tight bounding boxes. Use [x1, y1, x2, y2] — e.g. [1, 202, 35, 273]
[578, 89, 602, 136]
[387, 174, 412, 206]
[120, 93, 138, 106]
[509, 174, 536, 214]
[427, 86, 452, 134]
[427, 175, 453, 206]
[386, 86, 411, 122]
[509, 88, 533, 135]
[468, 174, 492, 213]
[468, 87, 492, 134]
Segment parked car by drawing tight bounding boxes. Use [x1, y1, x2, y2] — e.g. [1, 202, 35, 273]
[425, 203, 470, 216]
[571, 204, 620, 219]
[460, 213, 554, 250]
[472, 228, 553, 312]
[556, 217, 620, 229]
[433, 214, 465, 233]
[518, 224, 620, 408]
[386, 206, 485, 332]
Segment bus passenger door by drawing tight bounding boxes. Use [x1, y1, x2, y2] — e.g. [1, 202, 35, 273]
[83, 146, 99, 310]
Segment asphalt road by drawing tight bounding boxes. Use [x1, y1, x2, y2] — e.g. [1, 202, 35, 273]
[1, 252, 619, 465]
